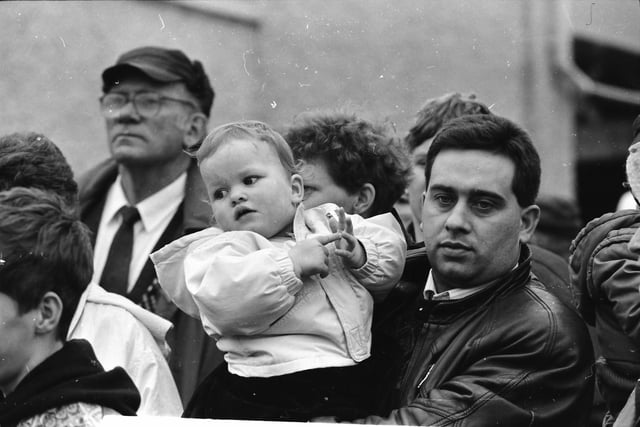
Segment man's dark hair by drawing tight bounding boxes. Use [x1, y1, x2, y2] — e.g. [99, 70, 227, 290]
[425, 114, 541, 207]
[0, 132, 78, 207]
[285, 110, 411, 216]
[0, 187, 93, 340]
[405, 93, 492, 152]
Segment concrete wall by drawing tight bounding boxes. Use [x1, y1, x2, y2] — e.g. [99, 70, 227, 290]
[0, 1, 260, 175]
[1, 0, 637, 200]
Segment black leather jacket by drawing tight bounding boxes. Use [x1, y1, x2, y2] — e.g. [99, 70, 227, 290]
[361, 245, 594, 426]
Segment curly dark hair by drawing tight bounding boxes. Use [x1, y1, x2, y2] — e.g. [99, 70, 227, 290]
[285, 110, 411, 216]
[0, 132, 78, 207]
[405, 92, 492, 151]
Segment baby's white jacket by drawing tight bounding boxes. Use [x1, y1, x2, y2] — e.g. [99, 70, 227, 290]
[151, 203, 407, 378]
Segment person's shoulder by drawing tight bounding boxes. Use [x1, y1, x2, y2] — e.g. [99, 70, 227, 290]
[182, 229, 277, 256]
[491, 279, 592, 357]
[570, 210, 640, 265]
[530, 244, 568, 278]
[569, 210, 640, 318]
[155, 227, 275, 266]
[529, 244, 579, 311]
[77, 158, 118, 195]
[73, 298, 160, 347]
[80, 283, 171, 342]
[495, 272, 582, 326]
[516, 277, 589, 335]
[70, 287, 171, 366]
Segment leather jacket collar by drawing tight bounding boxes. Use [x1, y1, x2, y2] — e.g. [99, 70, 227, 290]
[417, 244, 532, 323]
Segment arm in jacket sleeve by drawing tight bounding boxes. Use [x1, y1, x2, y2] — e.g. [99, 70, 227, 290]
[591, 240, 640, 343]
[184, 231, 303, 337]
[348, 213, 407, 302]
[152, 228, 303, 337]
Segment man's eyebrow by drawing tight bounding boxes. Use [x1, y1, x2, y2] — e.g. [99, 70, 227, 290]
[428, 184, 454, 193]
[469, 189, 506, 203]
[429, 185, 506, 202]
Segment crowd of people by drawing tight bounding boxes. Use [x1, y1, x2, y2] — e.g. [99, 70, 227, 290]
[0, 45, 639, 427]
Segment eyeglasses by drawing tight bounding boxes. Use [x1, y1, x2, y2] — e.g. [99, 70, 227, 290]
[99, 92, 198, 118]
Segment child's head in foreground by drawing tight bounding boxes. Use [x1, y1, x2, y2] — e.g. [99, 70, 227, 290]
[196, 120, 304, 238]
[0, 187, 93, 395]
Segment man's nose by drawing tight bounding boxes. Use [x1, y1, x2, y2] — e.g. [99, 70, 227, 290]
[444, 202, 470, 232]
[113, 100, 141, 122]
[628, 226, 640, 255]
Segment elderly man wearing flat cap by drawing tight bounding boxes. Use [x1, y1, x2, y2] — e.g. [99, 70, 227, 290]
[78, 46, 222, 406]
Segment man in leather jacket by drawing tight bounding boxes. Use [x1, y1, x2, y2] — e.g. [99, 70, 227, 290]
[347, 114, 595, 426]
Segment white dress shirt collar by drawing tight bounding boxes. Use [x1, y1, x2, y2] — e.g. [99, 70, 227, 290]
[423, 262, 519, 301]
[104, 173, 187, 231]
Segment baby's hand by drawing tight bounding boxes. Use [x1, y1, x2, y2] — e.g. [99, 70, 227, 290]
[329, 207, 366, 269]
[288, 233, 341, 278]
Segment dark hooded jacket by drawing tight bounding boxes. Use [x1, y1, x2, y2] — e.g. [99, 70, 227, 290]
[0, 339, 139, 427]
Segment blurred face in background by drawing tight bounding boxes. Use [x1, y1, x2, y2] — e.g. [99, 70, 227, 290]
[406, 138, 432, 240]
[299, 158, 360, 214]
[408, 138, 432, 221]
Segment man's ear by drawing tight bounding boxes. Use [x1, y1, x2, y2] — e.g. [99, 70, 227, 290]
[519, 204, 541, 244]
[34, 292, 63, 335]
[352, 183, 376, 217]
[291, 173, 304, 204]
[183, 112, 209, 151]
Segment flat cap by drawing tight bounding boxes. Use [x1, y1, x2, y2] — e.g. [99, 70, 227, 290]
[102, 46, 214, 116]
